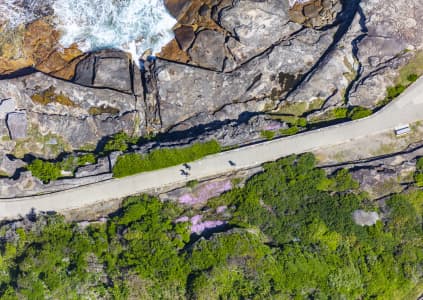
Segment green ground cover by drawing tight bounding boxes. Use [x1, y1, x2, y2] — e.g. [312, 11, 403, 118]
[3, 153, 423, 299]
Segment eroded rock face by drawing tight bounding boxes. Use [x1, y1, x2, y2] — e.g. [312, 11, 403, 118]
[0, 72, 144, 151]
[221, 0, 302, 65]
[0, 19, 83, 79]
[188, 30, 226, 71]
[348, 0, 423, 107]
[73, 50, 134, 93]
[154, 27, 336, 129]
[289, 0, 342, 28]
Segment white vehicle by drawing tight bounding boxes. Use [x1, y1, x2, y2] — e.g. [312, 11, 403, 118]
[394, 124, 411, 136]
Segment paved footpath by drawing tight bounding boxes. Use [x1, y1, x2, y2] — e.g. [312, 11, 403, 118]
[1, 77, 423, 220]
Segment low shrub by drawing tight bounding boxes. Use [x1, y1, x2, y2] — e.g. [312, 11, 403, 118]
[28, 159, 62, 183]
[296, 117, 308, 128]
[407, 73, 419, 83]
[113, 140, 221, 178]
[103, 132, 134, 152]
[260, 130, 276, 140]
[77, 153, 96, 166]
[280, 126, 299, 136]
[386, 84, 406, 100]
[348, 106, 372, 120]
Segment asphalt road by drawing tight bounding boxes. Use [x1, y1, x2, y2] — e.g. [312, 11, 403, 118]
[1, 77, 423, 220]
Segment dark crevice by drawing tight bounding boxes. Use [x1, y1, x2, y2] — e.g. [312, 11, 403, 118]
[344, 3, 368, 104]
[0, 67, 36, 80]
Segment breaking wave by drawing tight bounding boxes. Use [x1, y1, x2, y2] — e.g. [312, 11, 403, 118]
[0, 0, 176, 62]
[52, 0, 176, 62]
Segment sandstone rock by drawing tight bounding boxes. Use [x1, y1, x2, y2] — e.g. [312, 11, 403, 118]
[164, 0, 191, 18]
[0, 98, 16, 119]
[174, 25, 196, 51]
[220, 0, 301, 65]
[352, 210, 380, 226]
[6, 112, 27, 139]
[30, 111, 139, 149]
[75, 157, 110, 178]
[154, 27, 336, 129]
[0, 153, 26, 177]
[345, 0, 423, 106]
[0, 19, 83, 78]
[0, 171, 42, 198]
[73, 50, 132, 93]
[0, 72, 144, 152]
[289, 0, 342, 28]
[188, 30, 226, 71]
[0, 72, 137, 119]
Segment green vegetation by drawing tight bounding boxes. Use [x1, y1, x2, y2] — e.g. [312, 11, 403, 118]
[113, 140, 221, 178]
[348, 106, 373, 120]
[310, 107, 348, 124]
[407, 73, 419, 82]
[378, 51, 423, 107]
[414, 157, 423, 187]
[103, 132, 136, 153]
[77, 153, 96, 166]
[3, 153, 423, 299]
[280, 125, 299, 136]
[186, 179, 199, 189]
[296, 117, 308, 127]
[387, 84, 406, 101]
[333, 107, 348, 119]
[27, 159, 62, 183]
[275, 98, 325, 116]
[397, 50, 423, 86]
[28, 153, 98, 182]
[260, 129, 276, 140]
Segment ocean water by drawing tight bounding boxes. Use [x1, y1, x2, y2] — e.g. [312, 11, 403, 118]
[52, 0, 176, 62]
[1, 0, 176, 63]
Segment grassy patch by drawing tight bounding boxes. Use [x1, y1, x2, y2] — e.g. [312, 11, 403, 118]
[396, 50, 423, 86]
[377, 51, 423, 107]
[276, 98, 325, 116]
[309, 107, 348, 124]
[113, 140, 221, 178]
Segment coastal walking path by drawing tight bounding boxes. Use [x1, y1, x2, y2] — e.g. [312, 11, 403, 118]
[1, 77, 423, 220]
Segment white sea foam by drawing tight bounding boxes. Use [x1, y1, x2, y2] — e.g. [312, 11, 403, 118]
[0, 0, 49, 27]
[0, 0, 175, 64]
[52, 0, 177, 64]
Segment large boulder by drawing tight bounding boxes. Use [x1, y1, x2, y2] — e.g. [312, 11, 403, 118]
[73, 50, 133, 93]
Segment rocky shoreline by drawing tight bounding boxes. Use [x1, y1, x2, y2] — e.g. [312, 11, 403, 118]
[0, 0, 422, 197]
